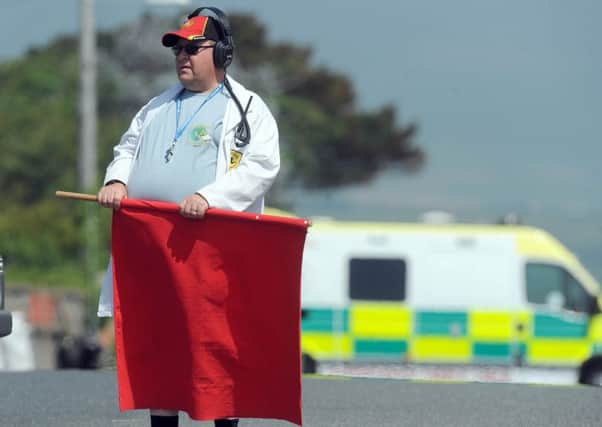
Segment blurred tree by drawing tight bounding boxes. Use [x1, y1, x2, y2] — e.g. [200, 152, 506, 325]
[227, 14, 423, 188]
[0, 11, 424, 280]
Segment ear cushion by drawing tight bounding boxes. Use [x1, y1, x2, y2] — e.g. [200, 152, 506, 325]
[213, 40, 233, 68]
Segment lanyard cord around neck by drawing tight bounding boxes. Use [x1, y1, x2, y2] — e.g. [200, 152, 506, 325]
[164, 82, 224, 163]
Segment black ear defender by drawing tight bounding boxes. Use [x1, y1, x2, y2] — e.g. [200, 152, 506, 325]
[187, 6, 234, 69]
[188, 6, 251, 147]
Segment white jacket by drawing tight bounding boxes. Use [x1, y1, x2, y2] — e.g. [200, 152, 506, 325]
[98, 76, 280, 316]
[103, 76, 280, 212]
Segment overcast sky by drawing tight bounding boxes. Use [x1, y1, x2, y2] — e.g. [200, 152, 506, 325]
[1, 0, 601, 278]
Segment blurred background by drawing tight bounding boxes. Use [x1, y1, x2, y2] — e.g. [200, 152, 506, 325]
[0, 0, 600, 372]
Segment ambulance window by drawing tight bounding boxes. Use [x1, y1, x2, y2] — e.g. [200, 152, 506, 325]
[349, 258, 406, 301]
[526, 263, 593, 313]
[526, 263, 564, 305]
[566, 274, 592, 313]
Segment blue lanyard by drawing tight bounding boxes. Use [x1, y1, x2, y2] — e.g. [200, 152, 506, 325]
[165, 83, 223, 163]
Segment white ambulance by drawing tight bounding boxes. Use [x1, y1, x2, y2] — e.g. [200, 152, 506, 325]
[298, 219, 602, 385]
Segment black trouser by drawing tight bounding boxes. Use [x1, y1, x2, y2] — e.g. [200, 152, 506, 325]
[151, 415, 239, 427]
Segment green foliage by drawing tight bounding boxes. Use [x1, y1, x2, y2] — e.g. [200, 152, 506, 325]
[0, 39, 115, 285]
[0, 11, 424, 286]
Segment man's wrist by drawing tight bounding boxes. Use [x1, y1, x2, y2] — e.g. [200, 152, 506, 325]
[194, 192, 209, 207]
[105, 179, 125, 187]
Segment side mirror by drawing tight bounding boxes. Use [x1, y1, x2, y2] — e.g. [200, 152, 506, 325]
[590, 296, 602, 315]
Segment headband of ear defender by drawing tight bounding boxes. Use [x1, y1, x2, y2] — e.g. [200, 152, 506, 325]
[188, 6, 234, 68]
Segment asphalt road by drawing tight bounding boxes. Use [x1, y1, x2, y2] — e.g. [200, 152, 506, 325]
[1, 371, 601, 426]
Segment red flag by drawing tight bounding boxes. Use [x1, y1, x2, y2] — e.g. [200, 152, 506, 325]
[111, 199, 308, 425]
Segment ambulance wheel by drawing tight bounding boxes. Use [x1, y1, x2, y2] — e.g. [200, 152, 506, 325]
[582, 367, 602, 386]
[579, 357, 602, 386]
[302, 353, 317, 374]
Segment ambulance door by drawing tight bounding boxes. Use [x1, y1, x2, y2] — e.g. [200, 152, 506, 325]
[524, 262, 598, 366]
[347, 257, 410, 361]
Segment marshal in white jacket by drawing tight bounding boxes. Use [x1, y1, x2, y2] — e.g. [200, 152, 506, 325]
[98, 76, 280, 316]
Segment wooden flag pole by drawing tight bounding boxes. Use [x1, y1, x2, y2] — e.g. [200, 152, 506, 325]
[55, 191, 98, 202]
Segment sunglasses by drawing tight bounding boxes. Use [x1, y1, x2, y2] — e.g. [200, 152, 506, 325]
[171, 43, 215, 56]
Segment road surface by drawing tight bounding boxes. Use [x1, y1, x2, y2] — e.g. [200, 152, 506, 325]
[1, 371, 601, 426]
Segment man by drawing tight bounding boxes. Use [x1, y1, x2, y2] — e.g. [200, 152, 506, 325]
[97, 7, 280, 427]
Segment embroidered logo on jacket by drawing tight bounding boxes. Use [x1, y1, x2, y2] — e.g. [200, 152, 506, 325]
[190, 125, 212, 146]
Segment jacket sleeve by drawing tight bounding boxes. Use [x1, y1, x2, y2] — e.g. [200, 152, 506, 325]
[198, 96, 280, 211]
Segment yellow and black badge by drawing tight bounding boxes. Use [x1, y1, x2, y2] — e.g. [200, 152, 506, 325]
[229, 150, 243, 170]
